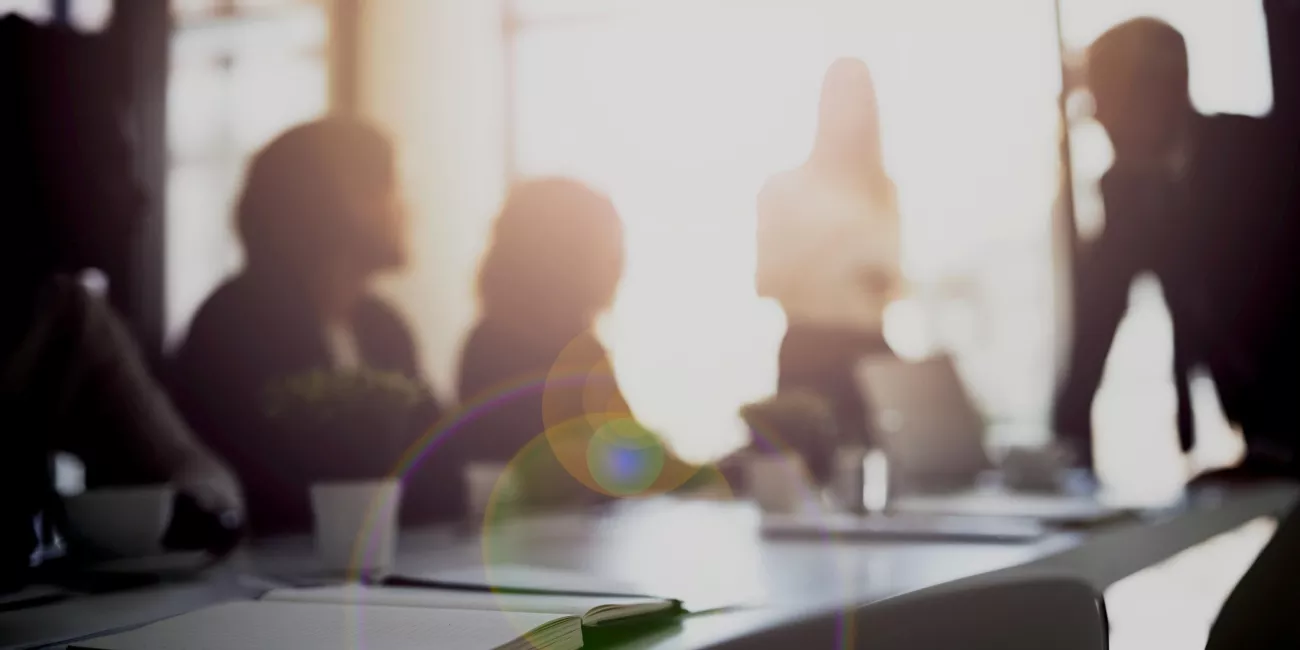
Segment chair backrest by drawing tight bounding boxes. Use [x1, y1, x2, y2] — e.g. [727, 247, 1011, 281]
[1206, 498, 1300, 650]
[711, 575, 1107, 650]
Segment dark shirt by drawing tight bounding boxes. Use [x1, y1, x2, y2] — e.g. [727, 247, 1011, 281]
[170, 271, 445, 534]
[456, 320, 693, 509]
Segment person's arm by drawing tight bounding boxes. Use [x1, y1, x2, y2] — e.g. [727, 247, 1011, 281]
[1053, 174, 1148, 467]
[57, 284, 242, 515]
[1053, 243, 1130, 468]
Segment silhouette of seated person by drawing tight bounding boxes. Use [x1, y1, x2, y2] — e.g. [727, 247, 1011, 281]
[1054, 18, 1294, 474]
[169, 119, 447, 535]
[457, 179, 695, 511]
[0, 16, 241, 589]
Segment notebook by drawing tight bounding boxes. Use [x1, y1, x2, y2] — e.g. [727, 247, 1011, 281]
[73, 587, 681, 650]
[71, 600, 575, 650]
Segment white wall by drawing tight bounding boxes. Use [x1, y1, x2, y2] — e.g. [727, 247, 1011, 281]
[358, 0, 508, 401]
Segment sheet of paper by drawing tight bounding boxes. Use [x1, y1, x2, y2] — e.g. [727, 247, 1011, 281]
[73, 600, 572, 650]
[265, 585, 669, 619]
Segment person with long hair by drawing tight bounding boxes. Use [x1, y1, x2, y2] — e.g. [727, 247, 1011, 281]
[169, 118, 445, 534]
[458, 178, 692, 509]
[756, 57, 902, 447]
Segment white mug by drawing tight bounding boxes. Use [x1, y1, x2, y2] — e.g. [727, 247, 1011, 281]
[63, 485, 175, 558]
[310, 480, 402, 576]
[745, 454, 812, 514]
[463, 462, 517, 523]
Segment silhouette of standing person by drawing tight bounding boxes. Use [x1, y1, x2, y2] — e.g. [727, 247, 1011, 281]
[757, 58, 902, 447]
[1055, 18, 1293, 472]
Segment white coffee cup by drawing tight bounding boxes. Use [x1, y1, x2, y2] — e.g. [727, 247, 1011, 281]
[63, 485, 175, 558]
[465, 462, 504, 522]
[745, 454, 812, 514]
[310, 480, 402, 575]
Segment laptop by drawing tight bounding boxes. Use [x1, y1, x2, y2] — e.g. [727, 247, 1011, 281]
[856, 355, 1135, 527]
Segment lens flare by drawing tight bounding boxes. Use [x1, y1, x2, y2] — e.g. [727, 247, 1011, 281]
[587, 418, 668, 496]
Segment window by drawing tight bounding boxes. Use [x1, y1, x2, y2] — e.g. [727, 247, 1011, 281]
[510, 0, 1064, 461]
[0, 0, 113, 31]
[165, 0, 330, 345]
[0, 0, 52, 22]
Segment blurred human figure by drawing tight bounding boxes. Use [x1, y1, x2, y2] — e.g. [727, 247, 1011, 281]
[170, 118, 446, 534]
[1055, 18, 1296, 473]
[756, 57, 902, 448]
[458, 179, 691, 509]
[0, 16, 240, 589]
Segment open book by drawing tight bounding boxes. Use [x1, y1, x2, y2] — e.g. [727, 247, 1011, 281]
[73, 587, 681, 650]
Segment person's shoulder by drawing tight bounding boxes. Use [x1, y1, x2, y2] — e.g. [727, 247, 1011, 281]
[557, 329, 612, 368]
[1198, 113, 1286, 179]
[759, 168, 806, 203]
[1200, 113, 1275, 149]
[189, 274, 258, 322]
[460, 319, 530, 363]
[356, 293, 421, 369]
[1202, 112, 1267, 132]
[758, 169, 811, 228]
[171, 274, 264, 355]
[357, 293, 414, 336]
[460, 320, 493, 353]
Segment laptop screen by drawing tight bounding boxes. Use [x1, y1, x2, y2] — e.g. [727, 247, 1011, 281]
[856, 355, 993, 489]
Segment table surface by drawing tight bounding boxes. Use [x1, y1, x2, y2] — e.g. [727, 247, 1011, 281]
[4, 483, 1296, 650]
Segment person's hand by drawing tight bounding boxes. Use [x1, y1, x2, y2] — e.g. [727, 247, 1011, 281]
[171, 456, 244, 528]
[164, 457, 245, 556]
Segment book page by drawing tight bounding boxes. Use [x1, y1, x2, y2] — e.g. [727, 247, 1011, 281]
[73, 600, 575, 650]
[265, 585, 672, 621]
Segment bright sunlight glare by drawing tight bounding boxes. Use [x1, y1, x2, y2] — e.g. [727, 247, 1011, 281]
[515, 0, 1061, 462]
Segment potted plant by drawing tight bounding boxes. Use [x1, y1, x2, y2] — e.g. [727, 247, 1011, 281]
[263, 367, 438, 481]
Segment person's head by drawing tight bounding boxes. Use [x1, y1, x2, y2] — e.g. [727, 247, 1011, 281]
[811, 58, 893, 206]
[0, 16, 143, 285]
[1087, 18, 1193, 162]
[236, 118, 406, 282]
[477, 178, 624, 333]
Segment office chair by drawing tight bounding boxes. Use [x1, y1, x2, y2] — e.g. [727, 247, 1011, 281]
[1206, 498, 1300, 650]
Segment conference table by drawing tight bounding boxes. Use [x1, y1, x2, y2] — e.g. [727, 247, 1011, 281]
[3, 482, 1296, 649]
